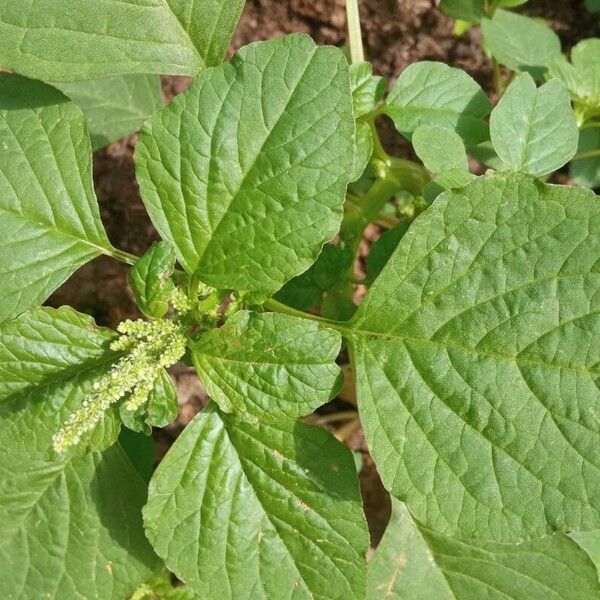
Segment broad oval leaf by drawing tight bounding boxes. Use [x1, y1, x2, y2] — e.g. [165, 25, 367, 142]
[0, 74, 113, 324]
[367, 499, 600, 599]
[349, 172, 600, 542]
[490, 73, 578, 176]
[481, 9, 562, 79]
[143, 403, 369, 599]
[0, 0, 245, 80]
[136, 34, 355, 293]
[54, 75, 164, 150]
[192, 310, 342, 420]
[412, 125, 469, 174]
[383, 62, 491, 146]
[0, 307, 159, 598]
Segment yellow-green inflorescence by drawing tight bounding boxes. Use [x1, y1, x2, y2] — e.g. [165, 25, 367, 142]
[53, 318, 186, 453]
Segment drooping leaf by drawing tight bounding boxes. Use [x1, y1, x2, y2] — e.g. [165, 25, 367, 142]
[136, 34, 354, 293]
[348, 171, 600, 542]
[129, 241, 177, 319]
[570, 127, 600, 189]
[54, 75, 164, 150]
[143, 403, 369, 599]
[549, 39, 600, 124]
[0, 74, 114, 324]
[383, 62, 491, 145]
[274, 244, 354, 311]
[490, 73, 578, 176]
[0, 0, 245, 80]
[367, 499, 600, 599]
[350, 62, 386, 118]
[192, 310, 341, 420]
[412, 125, 469, 173]
[0, 307, 159, 598]
[482, 9, 562, 78]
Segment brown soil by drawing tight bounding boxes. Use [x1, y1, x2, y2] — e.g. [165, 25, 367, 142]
[47, 0, 596, 547]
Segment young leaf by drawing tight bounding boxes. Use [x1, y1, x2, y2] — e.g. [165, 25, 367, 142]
[0, 75, 114, 324]
[383, 62, 491, 146]
[490, 73, 578, 176]
[143, 403, 369, 599]
[412, 125, 469, 173]
[571, 127, 600, 189]
[0, 307, 159, 598]
[192, 310, 341, 420]
[129, 241, 177, 319]
[367, 500, 600, 599]
[135, 34, 354, 293]
[481, 9, 562, 78]
[549, 39, 600, 124]
[350, 62, 386, 118]
[54, 75, 164, 150]
[0, 0, 245, 80]
[439, 0, 487, 23]
[348, 172, 600, 542]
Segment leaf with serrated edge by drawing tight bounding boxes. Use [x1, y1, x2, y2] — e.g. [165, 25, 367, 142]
[0, 0, 245, 80]
[383, 62, 491, 146]
[367, 500, 600, 599]
[135, 34, 354, 293]
[0, 74, 114, 324]
[54, 75, 164, 150]
[144, 403, 368, 599]
[0, 306, 159, 598]
[490, 73, 578, 176]
[482, 9, 561, 79]
[193, 310, 341, 420]
[348, 171, 600, 542]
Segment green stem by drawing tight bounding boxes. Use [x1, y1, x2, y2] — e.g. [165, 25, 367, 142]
[492, 58, 504, 97]
[103, 246, 138, 265]
[571, 148, 600, 162]
[345, 0, 364, 64]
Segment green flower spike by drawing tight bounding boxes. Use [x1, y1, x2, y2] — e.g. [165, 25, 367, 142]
[53, 318, 186, 453]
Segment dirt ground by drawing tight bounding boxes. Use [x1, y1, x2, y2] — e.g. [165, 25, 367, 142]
[47, 0, 598, 545]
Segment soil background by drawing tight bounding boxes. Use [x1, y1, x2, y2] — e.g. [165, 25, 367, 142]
[47, 0, 599, 546]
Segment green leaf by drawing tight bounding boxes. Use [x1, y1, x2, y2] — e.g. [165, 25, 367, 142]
[192, 310, 341, 420]
[120, 369, 179, 433]
[412, 125, 469, 173]
[54, 75, 164, 150]
[143, 403, 369, 599]
[129, 241, 177, 319]
[367, 500, 600, 599]
[490, 73, 578, 176]
[549, 39, 600, 124]
[0, 0, 245, 80]
[119, 426, 155, 483]
[350, 62, 386, 118]
[366, 226, 409, 284]
[0, 74, 114, 324]
[348, 171, 600, 542]
[571, 127, 600, 189]
[0, 306, 159, 598]
[351, 120, 374, 182]
[274, 244, 354, 311]
[440, 0, 486, 23]
[481, 9, 562, 78]
[587, 0, 600, 12]
[136, 34, 354, 293]
[422, 169, 475, 204]
[383, 62, 491, 146]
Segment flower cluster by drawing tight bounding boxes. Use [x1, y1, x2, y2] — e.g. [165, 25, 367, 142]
[53, 318, 186, 453]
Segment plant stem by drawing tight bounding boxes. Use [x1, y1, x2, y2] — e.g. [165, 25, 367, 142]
[345, 0, 364, 64]
[571, 148, 600, 162]
[492, 58, 505, 98]
[103, 246, 138, 265]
